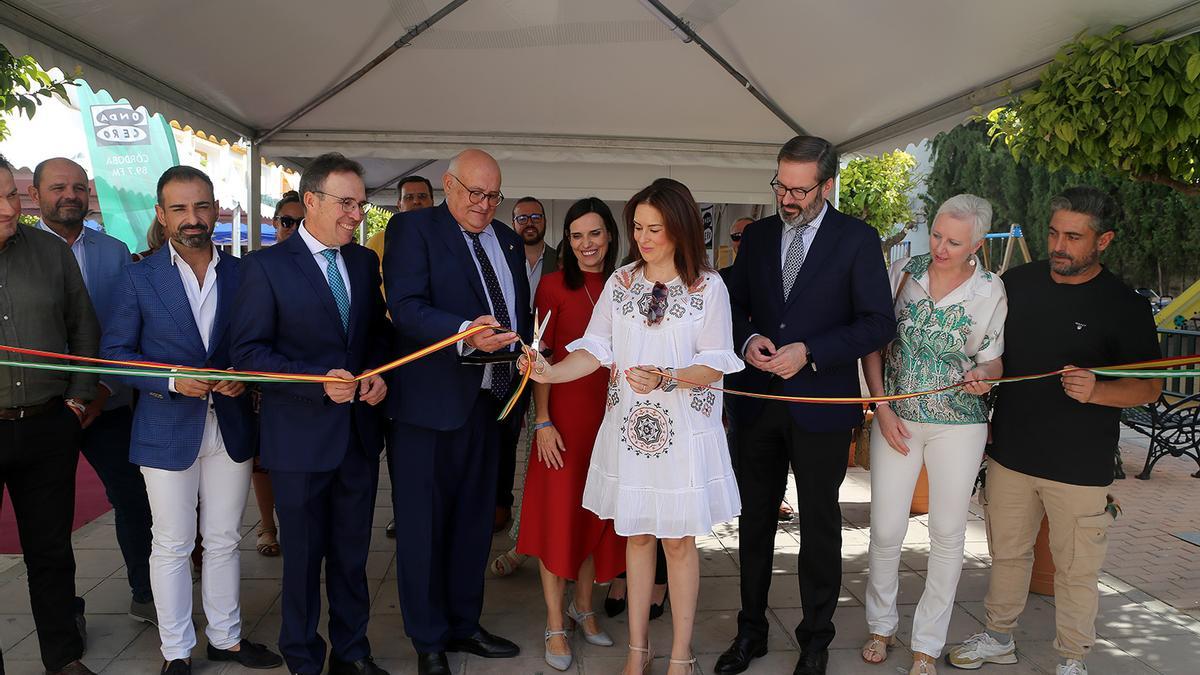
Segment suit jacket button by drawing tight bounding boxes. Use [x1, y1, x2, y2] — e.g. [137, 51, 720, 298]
[779, 323, 786, 329]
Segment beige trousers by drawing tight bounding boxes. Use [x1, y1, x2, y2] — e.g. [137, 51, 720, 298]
[981, 458, 1112, 660]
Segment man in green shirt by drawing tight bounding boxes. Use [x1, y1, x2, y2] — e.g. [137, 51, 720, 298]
[0, 153, 101, 675]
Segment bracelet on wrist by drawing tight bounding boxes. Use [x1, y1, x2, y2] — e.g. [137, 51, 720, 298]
[533, 420, 554, 431]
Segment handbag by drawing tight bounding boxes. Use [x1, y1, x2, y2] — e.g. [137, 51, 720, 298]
[853, 270, 910, 471]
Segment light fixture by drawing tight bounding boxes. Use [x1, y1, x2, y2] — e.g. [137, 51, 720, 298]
[637, 0, 692, 44]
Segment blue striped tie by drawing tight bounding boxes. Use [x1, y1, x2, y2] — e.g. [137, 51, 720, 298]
[320, 248, 350, 332]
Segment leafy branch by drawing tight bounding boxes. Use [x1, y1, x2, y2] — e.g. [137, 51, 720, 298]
[0, 43, 76, 141]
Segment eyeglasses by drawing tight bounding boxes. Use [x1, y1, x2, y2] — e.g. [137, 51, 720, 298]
[644, 281, 669, 326]
[313, 190, 373, 214]
[448, 173, 504, 207]
[276, 216, 301, 229]
[770, 175, 824, 201]
[729, 232, 743, 242]
[513, 213, 545, 226]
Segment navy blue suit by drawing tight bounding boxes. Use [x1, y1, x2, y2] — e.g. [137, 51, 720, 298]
[725, 205, 895, 652]
[230, 230, 392, 675]
[101, 247, 254, 469]
[384, 203, 531, 653]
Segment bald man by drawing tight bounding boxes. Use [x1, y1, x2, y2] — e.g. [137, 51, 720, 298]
[383, 149, 528, 675]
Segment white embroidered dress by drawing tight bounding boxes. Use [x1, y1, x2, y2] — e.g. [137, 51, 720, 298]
[567, 263, 744, 538]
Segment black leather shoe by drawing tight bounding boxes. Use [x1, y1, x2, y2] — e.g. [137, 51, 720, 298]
[206, 639, 284, 669]
[714, 636, 768, 674]
[604, 582, 627, 617]
[793, 648, 829, 675]
[385, 519, 397, 538]
[417, 652, 450, 675]
[330, 656, 390, 675]
[446, 628, 520, 658]
[160, 660, 190, 675]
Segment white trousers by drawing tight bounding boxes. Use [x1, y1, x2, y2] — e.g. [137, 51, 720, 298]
[141, 437, 250, 660]
[865, 419, 987, 657]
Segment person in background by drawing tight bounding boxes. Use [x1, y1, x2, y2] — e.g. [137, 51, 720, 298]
[135, 217, 167, 261]
[515, 197, 624, 670]
[523, 178, 743, 675]
[272, 190, 303, 244]
[861, 194, 1006, 675]
[0, 152, 100, 675]
[30, 157, 158, 630]
[101, 165, 282, 675]
[947, 187, 1162, 675]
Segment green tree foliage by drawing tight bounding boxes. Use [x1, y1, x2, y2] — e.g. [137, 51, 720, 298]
[926, 122, 1200, 294]
[837, 150, 918, 239]
[0, 44, 74, 141]
[363, 206, 392, 242]
[988, 28, 1200, 195]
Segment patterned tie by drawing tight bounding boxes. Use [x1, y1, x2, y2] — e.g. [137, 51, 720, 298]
[781, 223, 812, 302]
[320, 248, 350, 333]
[466, 232, 513, 401]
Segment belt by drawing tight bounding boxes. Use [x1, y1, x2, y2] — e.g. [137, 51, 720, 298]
[0, 397, 63, 421]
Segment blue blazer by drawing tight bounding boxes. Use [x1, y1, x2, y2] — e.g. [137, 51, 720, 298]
[230, 231, 393, 473]
[100, 246, 255, 470]
[725, 207, 896, 432]
[384, 203, 532, 430]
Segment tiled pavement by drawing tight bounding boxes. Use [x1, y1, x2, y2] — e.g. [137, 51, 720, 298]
[2, 429, 1199, 673]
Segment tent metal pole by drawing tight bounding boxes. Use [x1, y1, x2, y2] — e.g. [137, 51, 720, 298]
[839, 0, 1200, 152]
[367, 159, 438, 199]
[636, 0, 806, 137]
[250, 142, 262, 250]
[256, 0, 471, 145]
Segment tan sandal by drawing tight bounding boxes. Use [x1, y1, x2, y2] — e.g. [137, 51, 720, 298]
[488, 547, 527, 577]
[627, 644, 653, 674]
[669, 654, 697, 674]
[861, 633, 895, 664]
[256, 526, 280, 557]
[910, 652, 937, 675]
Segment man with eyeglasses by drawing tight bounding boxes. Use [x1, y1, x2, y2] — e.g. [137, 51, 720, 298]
[231, 153, 393, 675]
[384, 148, 529, 675]
[720, 135, 896, 675]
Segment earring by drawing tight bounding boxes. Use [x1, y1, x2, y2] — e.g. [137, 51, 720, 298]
[969, 257, 977, 267]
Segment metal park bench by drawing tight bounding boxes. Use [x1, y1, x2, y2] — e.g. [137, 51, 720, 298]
[1120, 329, 1200, 480]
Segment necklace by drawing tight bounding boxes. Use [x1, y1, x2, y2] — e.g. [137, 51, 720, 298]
[583, 281, 597, 307]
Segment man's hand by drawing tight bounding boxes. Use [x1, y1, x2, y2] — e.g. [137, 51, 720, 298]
[81, 385, 110, 428]
[212, 379, 246, 398]
[465, 315, 519, 354]
[174, 378, 214, 399]
[1061, 366, 1096, 404]
[744, 335, 777, 371]
[763, 342, 809, 379]
[358, 374, 387, 406]
[324, 369, 357, 404]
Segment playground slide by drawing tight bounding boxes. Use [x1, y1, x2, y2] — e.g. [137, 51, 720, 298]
[1156, 276, 1200, 328]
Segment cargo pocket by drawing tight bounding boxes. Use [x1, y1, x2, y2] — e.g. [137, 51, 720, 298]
[1067, 512, 1112, 577]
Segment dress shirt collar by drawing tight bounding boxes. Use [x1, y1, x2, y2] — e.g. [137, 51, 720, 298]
[36, 220, 86, 245]
[167, 239, 220, 270]
[299, 220, 341, 254]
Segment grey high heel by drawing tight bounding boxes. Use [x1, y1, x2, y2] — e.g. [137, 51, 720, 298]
[567, 600, 614, 646]
[543, 627, 573, 671]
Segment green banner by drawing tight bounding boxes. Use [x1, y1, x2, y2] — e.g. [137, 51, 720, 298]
[76, 81, 179, 253]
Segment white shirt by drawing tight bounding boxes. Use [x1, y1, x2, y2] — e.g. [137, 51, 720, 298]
[525, 244, 546, 309]
[166, 241, 225, 454]
[37, 220, 88, 288]
[779, 201, 828, 271]
[298, 221, 352, 305]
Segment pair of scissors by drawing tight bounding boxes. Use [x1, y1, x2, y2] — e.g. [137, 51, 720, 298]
[497, 309, 551, 421]
[529, 308, 552, 356]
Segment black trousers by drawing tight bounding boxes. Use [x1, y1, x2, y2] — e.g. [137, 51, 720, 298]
[494, 396, 526, 510]
[733, 400, 850, 652]
[0, 403, 85, 671]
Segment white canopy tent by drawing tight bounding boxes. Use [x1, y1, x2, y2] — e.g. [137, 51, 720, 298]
[3, 0, 1199, 246]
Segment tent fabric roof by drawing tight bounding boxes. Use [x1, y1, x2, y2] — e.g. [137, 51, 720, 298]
[3, 0, 1197, 202]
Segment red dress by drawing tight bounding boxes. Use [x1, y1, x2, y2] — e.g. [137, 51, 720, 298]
[516, 270, 626, 581]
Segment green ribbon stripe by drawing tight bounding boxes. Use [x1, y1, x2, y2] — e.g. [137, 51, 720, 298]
[0, 359, 308, 383]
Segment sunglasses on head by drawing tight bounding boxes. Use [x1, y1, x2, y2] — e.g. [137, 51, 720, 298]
[644, 281, 669, 326]
[276, 216, 301, 229]
[730, 232, 743, 242]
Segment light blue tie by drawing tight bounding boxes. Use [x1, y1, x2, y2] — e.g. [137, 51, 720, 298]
[320, 248, 350, 332]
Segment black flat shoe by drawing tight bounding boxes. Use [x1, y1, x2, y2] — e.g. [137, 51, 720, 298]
[417, 652, 450, 675]
[649, 583, 668, 620]
[714, 636, 768, 674]
[793, 648, 829, 675]
[446, 627, 519, 658]
[160, 660, 190, 675]
[206, 639, 283, 669]
[330, 655, 390, 675]
[605, 582, 627, 617]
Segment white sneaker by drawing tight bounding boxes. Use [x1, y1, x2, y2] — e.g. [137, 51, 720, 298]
[946, 632, 1018, 670]
[1057, 659, 1087, 675]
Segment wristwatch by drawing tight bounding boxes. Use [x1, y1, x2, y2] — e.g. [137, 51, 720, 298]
[659, 367, 678, 393]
